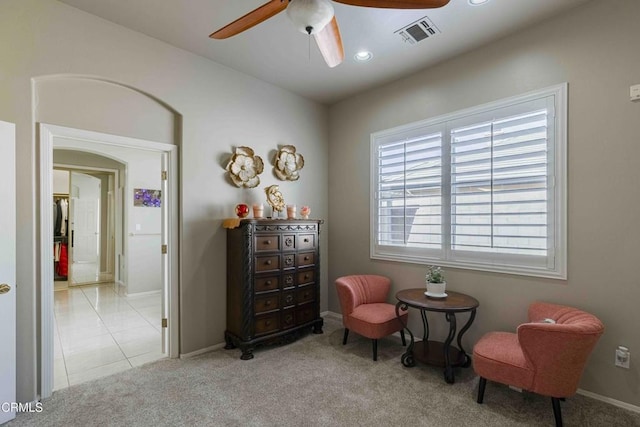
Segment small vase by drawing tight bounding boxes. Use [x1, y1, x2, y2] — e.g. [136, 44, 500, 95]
[426, 281, 446, 296]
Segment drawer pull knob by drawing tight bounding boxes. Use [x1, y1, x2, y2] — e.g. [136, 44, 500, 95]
[266, 260, 272, 265]
[305, 274, 310, 279]
[265, 300, 271, 306]
[304, 293, 310, 298]
[265, 321, 271, 326]
[266, 280, 272, 285]
[304, 256, 310, 261]
[285, 276, 293, 284]
[304, 238, 309, 243]
[285, 315, 293, 323]
[285, 258, 293, 265]
[265, 240, 271, 245]
[286, 295, 293, 303]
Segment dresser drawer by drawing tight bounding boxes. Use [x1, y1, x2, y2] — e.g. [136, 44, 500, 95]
[297, 234, 316, 250]
[255, 235, 280, 252]
[283, 234, 296, 251]
[255, 314, 280, 336]
[255, 255, 279, 272]
[281, 309, 295, 330]
[297, 252, 315, 267]
[283, 253, 295, 269]
[296, 304, 316, 325]
[255, 293, 279, 314]
[297, 270, 315, 285]
[283, 273, 295, 289]
[255, 276, 279, 292]
[296, 285, 315, 305]
[282, 290, 296, 308]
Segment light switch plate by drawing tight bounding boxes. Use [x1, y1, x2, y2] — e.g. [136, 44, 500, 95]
[631, 84, 640, 102]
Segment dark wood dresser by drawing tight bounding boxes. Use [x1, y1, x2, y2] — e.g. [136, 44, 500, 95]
[224, 219, 324, 359]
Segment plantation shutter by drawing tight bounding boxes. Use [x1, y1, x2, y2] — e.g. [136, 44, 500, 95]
[371, 84, 565, 278]
[449, 98, 552, 260]
[376, 131, 443, 250]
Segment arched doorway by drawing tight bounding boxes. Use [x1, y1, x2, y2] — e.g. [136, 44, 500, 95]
[39, 124, 179, 397]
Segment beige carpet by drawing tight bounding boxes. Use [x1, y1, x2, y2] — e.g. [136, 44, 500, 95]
[8, 317, 640, 426]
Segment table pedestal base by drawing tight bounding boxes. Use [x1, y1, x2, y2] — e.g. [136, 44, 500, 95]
[395, 289, 478, 384]
[401, 340, 471, 383]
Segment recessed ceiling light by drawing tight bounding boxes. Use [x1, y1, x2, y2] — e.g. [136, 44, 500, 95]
[469, 0, 489, 5]
[354, 51, 373, 62]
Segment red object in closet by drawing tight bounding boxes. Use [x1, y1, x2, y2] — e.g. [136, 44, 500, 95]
[57, 243, 68, 277]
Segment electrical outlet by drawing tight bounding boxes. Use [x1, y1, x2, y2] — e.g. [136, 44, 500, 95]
[615, 346, 630, 369]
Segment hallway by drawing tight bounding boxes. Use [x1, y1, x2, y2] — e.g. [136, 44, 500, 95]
[53, 283, 164, 390]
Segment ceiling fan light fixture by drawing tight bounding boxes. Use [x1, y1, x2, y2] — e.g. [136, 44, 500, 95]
[286, 0, 335, 35]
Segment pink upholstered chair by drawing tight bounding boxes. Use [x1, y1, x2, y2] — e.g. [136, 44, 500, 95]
[335, 275, 408, 361]
[473, 301, 604, 427]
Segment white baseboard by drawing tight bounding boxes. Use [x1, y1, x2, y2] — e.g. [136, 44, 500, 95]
[180, 342, 226, 359]
[323, 311, 342, 320]
[322, 311, 639, 412]
[577, 388, 640, 413]
[125, 289, 162, 298]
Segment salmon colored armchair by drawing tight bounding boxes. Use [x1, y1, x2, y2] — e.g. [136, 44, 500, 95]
[335, 275, 408, 361]
[473, 301, 604, 427]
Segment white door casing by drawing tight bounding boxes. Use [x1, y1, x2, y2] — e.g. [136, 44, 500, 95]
[0, 121, 16, 424]
[161, 152, 169, 354]
[39, 123, 179, 399]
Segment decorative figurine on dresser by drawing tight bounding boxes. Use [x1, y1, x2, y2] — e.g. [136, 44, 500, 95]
[224, 218, 324, 359]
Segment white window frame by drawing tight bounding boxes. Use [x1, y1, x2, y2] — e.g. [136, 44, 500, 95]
[370, 83, 567, 279]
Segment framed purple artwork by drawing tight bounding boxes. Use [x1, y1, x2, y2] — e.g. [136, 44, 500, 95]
[134, 188, 161, 207]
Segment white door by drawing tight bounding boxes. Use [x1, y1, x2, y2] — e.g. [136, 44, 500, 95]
[0, 121, 16, 424]
[72, 198, 100, 263]
[69, 172, 101, 281]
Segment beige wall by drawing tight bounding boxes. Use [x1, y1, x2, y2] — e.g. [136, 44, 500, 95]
[328, 0, 640, 407]
[0, 0, 329, 401]
[3, 0, 639, 409]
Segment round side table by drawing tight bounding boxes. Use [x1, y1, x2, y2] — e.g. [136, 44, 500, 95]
[395, 288, 479, 384]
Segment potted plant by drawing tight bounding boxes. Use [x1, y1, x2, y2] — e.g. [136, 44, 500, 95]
[425, 265, 446, 297]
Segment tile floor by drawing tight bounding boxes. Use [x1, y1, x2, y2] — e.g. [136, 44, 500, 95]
[53, 282, 165, 390]
[69, 261, 113, 286]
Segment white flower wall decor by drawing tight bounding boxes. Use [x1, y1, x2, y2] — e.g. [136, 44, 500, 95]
[274, 145, 305, 181]
[226, 146, 264, 188]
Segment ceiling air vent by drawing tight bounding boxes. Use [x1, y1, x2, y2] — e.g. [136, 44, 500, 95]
[395, 16, 440, 45]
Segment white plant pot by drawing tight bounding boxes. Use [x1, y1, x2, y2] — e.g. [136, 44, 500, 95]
[426, 281, 446, 295]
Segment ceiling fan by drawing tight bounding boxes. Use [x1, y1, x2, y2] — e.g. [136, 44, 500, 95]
[210, 0, 450, 68]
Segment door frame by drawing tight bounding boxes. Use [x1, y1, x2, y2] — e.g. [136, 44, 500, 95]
[39, 123, 179, 399]
[55, 165, 119, 286]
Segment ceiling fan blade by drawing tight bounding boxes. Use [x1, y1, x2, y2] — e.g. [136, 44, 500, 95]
[333, 0, 450, 9]
[210, 0, 288, 39]
[314, 17, 344, 68]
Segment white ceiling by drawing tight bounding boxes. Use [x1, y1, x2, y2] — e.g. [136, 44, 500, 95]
[57, 0, 590, 104]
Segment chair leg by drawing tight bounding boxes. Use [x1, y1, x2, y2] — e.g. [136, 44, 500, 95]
[551, 397, 563, 427]
[342, 328, 349, 345]
[477, 377, 487, 404]
[400, 329, 406, 346]
[372, 339, 378, 361]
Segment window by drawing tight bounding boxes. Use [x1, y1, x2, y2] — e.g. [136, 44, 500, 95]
[371, 84, 567, 279]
